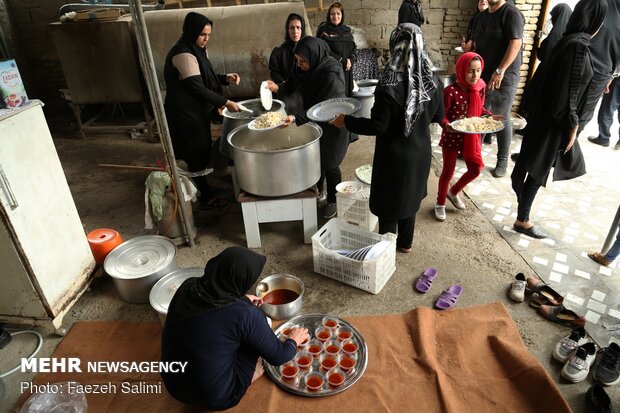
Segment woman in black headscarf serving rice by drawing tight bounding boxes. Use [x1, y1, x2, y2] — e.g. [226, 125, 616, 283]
[161, 247, 308, 410]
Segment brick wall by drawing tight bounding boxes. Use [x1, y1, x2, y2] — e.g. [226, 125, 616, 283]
[3, 0, 542, 128]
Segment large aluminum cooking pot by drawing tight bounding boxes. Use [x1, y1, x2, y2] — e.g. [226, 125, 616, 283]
[150, 267, 202, 325]
[257, 274, 304, 320]
[228, 122, 322, 197]
[103, 235, 178, 304]
[220, 98, 286, 159]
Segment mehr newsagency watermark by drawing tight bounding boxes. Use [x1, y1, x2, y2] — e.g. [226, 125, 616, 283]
[20, 357, 187, 395]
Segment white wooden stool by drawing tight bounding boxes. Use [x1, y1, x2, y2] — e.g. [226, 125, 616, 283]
[237, 187, 318, 249]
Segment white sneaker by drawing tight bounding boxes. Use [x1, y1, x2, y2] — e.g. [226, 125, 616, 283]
[553, 327, 588, 363]
[509, 273, 527, 302]
[434, 204, 446, 221]
[561, 342, 597, 383]
[447, 190, 466, 210]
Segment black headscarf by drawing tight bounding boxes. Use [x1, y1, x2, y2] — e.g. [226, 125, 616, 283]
[178, 12, 222, 94]
[165, 247, 266, 325]
[377, 23, 436, 136]
[564, 0, 607, 35]
[283, 13, 305, 45]
[538, 4, 572, 61]
[291, 36, 342, 84]
[316, 2, 354, 41]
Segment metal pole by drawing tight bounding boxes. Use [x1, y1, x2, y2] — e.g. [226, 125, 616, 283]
[601, 203, 620, 254]
[127, 0, 195, 247]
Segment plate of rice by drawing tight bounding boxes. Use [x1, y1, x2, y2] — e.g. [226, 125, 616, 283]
[248, 111, 287, 131]
[449, 117, 504, 134]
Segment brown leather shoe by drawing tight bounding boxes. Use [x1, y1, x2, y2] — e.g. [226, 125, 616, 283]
[588, 251, 611, 267]
[526, 277, 563, 306]
[539, 304, 586, 328]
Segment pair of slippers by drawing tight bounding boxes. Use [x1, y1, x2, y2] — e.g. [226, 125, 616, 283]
[415, 268, 463, 310]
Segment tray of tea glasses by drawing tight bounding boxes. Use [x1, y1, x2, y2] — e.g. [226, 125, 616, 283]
[264, 314, 368, 397]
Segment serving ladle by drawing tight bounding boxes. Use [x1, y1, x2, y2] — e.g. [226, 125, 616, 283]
[257, 281, 269, 297]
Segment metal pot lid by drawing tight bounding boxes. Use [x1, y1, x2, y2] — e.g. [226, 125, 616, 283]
[223, 98, 285, 119]
[149, 267, 202, 314]
[104, 235, 177, 280]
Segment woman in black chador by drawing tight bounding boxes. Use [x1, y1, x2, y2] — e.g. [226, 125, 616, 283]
[266, 36, 350, 219]
[511, 0, 608, 239]
[398, 0, 425, 27]
[332, 24, 444, 253]
[537, 3, 572, 61]
[316, 2, 357, 97]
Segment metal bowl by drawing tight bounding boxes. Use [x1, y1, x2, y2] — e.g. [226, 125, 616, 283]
[257, 274, 304, 320]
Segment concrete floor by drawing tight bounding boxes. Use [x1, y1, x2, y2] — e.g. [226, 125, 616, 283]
[0, 120, 618, 412]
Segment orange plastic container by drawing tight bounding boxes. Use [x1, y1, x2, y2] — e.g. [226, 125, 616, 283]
[87, 228, 124, 264]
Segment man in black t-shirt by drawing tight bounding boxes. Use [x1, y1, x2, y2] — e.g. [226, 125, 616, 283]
[462, 0, 524, 177]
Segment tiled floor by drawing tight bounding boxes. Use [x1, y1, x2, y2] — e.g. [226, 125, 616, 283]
[431, 129, 620, 347]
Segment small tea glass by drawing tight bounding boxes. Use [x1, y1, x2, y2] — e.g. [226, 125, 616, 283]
[321, 316, 339, 330]
[335, 325, 353, 341]
[280, 361, 299, 382]
[341, 338, 359, 355]
[315, 326, 332, 342]
[305, 371, 325, 392]
[319, 353, 338, 372]
[323, 339, 341, 356]
[338, 352, 358, 374]
[306, 339, 323, 359]
[294, 351, 313, 370]
[326, 366, 347, 388]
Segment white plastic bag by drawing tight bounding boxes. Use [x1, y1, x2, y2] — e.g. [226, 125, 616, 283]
[20, 382, 87, 413]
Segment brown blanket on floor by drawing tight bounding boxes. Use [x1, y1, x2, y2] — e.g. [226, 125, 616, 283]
[18, 302, 570, 413]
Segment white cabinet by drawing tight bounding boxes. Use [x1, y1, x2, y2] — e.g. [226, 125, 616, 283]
[0, 102, 95, 333]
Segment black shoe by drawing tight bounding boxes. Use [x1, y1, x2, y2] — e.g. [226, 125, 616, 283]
[483, 134, 493, 144]
[513, 224, 549, 239]
[593, 342, 620, 386]
[588, 136, 610, 147]
[492, 159, 508, 177]
[586, 384, 616, 413]
[510, 152, 520, 162]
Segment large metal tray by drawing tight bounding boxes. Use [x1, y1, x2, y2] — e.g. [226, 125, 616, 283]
[265, 314, 368, 397]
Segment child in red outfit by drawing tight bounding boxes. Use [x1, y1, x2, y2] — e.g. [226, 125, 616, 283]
[435, 52, 498, 221]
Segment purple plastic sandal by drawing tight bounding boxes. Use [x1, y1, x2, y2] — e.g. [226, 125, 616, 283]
[435, 284, 463, 310]
[415, 268, 438, 293]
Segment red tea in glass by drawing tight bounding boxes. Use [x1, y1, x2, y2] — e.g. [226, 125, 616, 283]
[307, 339, 323, 358]
[339, 356, 356, 372]
[315, 326, 331, 342]
[336, 326, 353, 341]
[280, 363, 299, 381]
[294, 351, 312, 370]
[306, 374, 324, 391]
[320, 355, 337, 372]
[328, 372, 345, 388]
[342, 339, 358, 354]
[322, 316, 338, 329]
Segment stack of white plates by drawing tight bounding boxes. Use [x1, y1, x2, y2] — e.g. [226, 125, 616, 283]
[333, 240, 391, 261]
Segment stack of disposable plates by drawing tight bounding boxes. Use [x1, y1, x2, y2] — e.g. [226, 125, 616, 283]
[333, 240, 391, 261]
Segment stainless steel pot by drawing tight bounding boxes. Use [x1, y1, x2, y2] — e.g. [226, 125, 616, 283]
[257, 274, 304, 320]
[103, 235, 178, 304]
[352, 79, 378, 119]
[219, 98, 286, 159]
[436, 71, 456, 89]
[149, 267, 202, 324]
[228, 122, 322, 197]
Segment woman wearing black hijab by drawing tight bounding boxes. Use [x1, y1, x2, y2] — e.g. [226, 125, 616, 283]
[268, 13, 306, 114]
[537, 3, 572, 61]
[266, 36, 349, 219]
[398, 0, 425, 27]
[161, 247, 308, 410]
[163, 12, 241, 206]
[331, 24, 444, 253]
[316, 2, 357, 97]
[511, 0, 607, 239]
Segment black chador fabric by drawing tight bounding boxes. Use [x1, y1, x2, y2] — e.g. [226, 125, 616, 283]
[537, 3, 572, 61]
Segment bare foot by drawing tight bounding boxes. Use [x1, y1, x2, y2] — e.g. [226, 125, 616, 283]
[251, 359, 264, 383]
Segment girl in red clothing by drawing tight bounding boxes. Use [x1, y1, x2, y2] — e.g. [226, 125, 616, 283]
[435, 52, 500, 221]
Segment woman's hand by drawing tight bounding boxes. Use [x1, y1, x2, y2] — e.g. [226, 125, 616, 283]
[288, 327, 309, 347]
[329, 114, 346, 128]
[226, 73, 241, 85]
[345, 58, 352, 71]
[565, 126, 578, 154]
[445, 123, 457, 133]
[278, 115, 295, 128]
[491, 115, 505, 122]
[225, 100, 241, 112]
[245, 294, 263, 307]
[461, 37, 473, 52]
[265, 80, 279, 93]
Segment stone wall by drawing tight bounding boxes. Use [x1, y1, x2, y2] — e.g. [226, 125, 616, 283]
[2, 0, 543, 128]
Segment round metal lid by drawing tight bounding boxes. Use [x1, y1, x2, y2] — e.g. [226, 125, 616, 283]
[104, 235, 177, 280]
[149, 267, 203, 315]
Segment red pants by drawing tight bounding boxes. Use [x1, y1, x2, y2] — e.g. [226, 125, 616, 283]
[437, 135, 484, 205]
